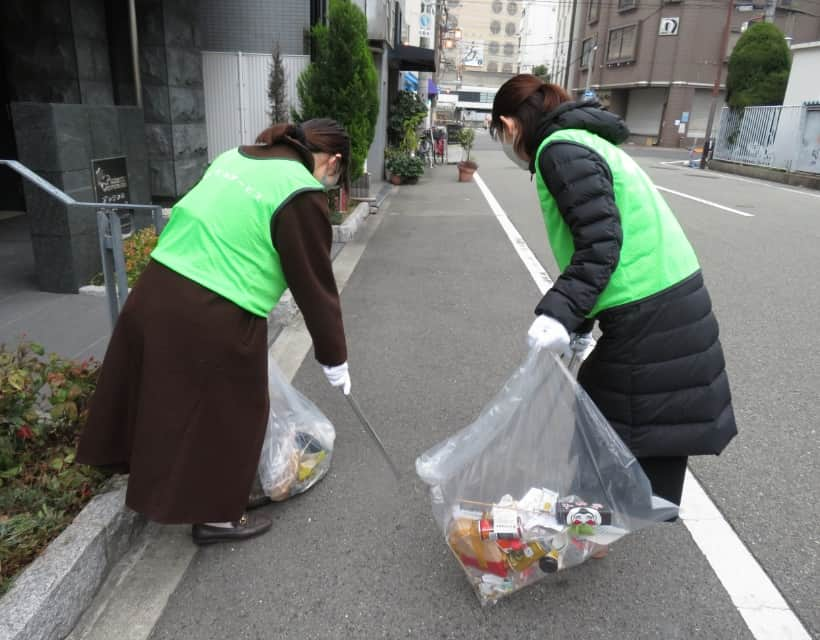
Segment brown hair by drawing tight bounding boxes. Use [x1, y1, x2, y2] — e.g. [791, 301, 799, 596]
[490, 75, 572, 158]
[255, 118, 352, 188]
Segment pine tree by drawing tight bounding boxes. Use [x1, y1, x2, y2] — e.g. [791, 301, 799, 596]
[268, 41, 288, 124]
[727, 23, 791, 109]
[293, 0, 379, 181]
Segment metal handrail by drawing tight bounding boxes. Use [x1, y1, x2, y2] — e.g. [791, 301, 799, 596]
[0, 158, 166, 327]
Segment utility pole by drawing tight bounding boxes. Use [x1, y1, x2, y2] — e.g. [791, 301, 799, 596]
[563, 0, 579, 88]
[699, 0, 734, 169]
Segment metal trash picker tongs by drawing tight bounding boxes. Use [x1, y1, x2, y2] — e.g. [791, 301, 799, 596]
[343, 391, 402, 480]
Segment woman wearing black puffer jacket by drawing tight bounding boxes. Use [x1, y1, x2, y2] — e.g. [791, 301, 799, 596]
[490, 75, 737, 519]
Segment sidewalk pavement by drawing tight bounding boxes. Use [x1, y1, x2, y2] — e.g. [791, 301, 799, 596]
[144, 164, 750, 639]
[0, 214, 110, 361]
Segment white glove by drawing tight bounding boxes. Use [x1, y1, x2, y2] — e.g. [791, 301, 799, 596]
[322, 362, 351, 395]
[527, 314, 571, 353]
[564, 332, 596, 362]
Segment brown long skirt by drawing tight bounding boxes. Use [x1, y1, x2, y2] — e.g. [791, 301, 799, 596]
[76, 260, 268, 524]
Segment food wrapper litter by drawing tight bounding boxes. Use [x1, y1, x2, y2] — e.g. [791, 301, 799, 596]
[256, 356, 335, 502]
[416, 348, 679, 605]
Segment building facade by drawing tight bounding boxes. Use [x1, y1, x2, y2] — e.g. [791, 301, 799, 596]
[440, 0, 523, 77]
[518, 0, 558, 76]
[0, 0, 326, 293]
[566, 0, 820, 147]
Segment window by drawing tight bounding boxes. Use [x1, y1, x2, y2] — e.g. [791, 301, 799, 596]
[503, 62, 514, 73]
[581, 36, 596, 69]
[507, 1, 519, 15]
[488, 41, 500, 55]
[506, 22, 517, 36]
[487, 61, 499, 72]
[618, 0, 637, 10]
[503, 42, 516, 56]
[588, 0, 600, 23]
[607, 24, 638, 62]
[490, 20, 501, 34]
[492, 1, 503, 13]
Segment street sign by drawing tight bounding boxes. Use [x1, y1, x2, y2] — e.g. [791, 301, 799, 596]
[659, 17, 680, 36]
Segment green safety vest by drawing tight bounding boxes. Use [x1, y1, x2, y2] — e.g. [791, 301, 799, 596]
[534, 129, 700, 317]
[151, 149, 324, 317]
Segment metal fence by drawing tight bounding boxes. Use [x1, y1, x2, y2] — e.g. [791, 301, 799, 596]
[0, 159, 165, 328]
[202, 51, 310, 162]
[713, 104, 819, 174]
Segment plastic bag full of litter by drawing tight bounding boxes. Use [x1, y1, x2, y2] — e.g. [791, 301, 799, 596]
[415, 348, 678, 605]
[256, 355, 335, 502]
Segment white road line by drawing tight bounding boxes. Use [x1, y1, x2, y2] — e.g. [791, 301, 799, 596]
[474, 173, 553, 295]
[681, 474, 811, 639]
[657, 186, 755, 217]
[473, 171, 812, 640]
[660, 160, 689, 166]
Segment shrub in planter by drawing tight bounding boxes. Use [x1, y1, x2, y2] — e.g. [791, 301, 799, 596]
[386, 153, 425, 184]
[90, 227, 158, 287]
[457, 128, 478, 182]
[0, 341, 106, 594]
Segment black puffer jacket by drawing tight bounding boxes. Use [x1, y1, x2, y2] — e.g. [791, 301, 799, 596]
[530, 102, 737, 458]
[529, 102, 629, 333]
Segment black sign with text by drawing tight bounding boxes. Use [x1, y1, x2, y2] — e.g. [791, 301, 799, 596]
[91, 156, 132, 235]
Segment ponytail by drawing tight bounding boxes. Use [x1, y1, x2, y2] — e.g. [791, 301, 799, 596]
[254, 119, 352, 188]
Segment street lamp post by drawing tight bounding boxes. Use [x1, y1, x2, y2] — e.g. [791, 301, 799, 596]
[584, 43, 598, 96]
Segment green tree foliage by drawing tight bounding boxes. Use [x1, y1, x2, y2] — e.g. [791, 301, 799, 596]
[532, 64, 551, 83]
[268, 41, 288, 124]
[727, 23, 791, 109]
[294, 0, 380, 181]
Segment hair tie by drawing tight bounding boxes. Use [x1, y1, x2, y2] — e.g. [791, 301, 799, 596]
[286, 124, 307, 144]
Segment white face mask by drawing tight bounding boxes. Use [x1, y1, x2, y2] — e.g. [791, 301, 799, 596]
[502, 140, 530, 171]
[319, 172, 339, 188]
[319, 157, 340, 188]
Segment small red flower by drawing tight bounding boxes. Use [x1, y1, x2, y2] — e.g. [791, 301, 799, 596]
[16, 425, 34, 440]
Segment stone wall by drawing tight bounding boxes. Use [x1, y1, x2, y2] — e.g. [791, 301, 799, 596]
[11, 103, 150, 293]
[138, 0, 208, 201]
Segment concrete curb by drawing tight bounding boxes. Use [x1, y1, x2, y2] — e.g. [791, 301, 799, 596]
[710, 159, 820, 191]
[0, 476, 146, 640]
[332, 201, 371, 243]
[78, 285, 119, 298]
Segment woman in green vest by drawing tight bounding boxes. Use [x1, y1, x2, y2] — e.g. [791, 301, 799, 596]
[490, 75, 737, 522]
[77, 119, 352, 545]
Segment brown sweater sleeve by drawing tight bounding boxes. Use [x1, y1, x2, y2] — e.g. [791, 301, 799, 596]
[272, 191, 348, 366]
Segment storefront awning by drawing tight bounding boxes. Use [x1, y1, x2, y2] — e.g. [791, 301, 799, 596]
[390, 45, 436, 72]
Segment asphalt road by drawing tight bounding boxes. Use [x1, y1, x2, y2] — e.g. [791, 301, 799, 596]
[147, 133, 818, 638]
[476, 130, 820, 635]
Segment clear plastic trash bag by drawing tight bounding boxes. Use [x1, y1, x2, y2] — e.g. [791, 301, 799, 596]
[256, 356, 335, 502]
[416, 348, 678, 605]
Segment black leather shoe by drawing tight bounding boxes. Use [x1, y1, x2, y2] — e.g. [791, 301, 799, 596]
[191, 513, 272, 545]
[246, 494, 271, 510]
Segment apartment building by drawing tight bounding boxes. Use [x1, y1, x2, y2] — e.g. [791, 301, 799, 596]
[567, 0, 820, 147]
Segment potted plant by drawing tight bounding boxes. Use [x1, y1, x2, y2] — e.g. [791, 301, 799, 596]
[457, 127, 478, 182]
[386, 152, 425, 185]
